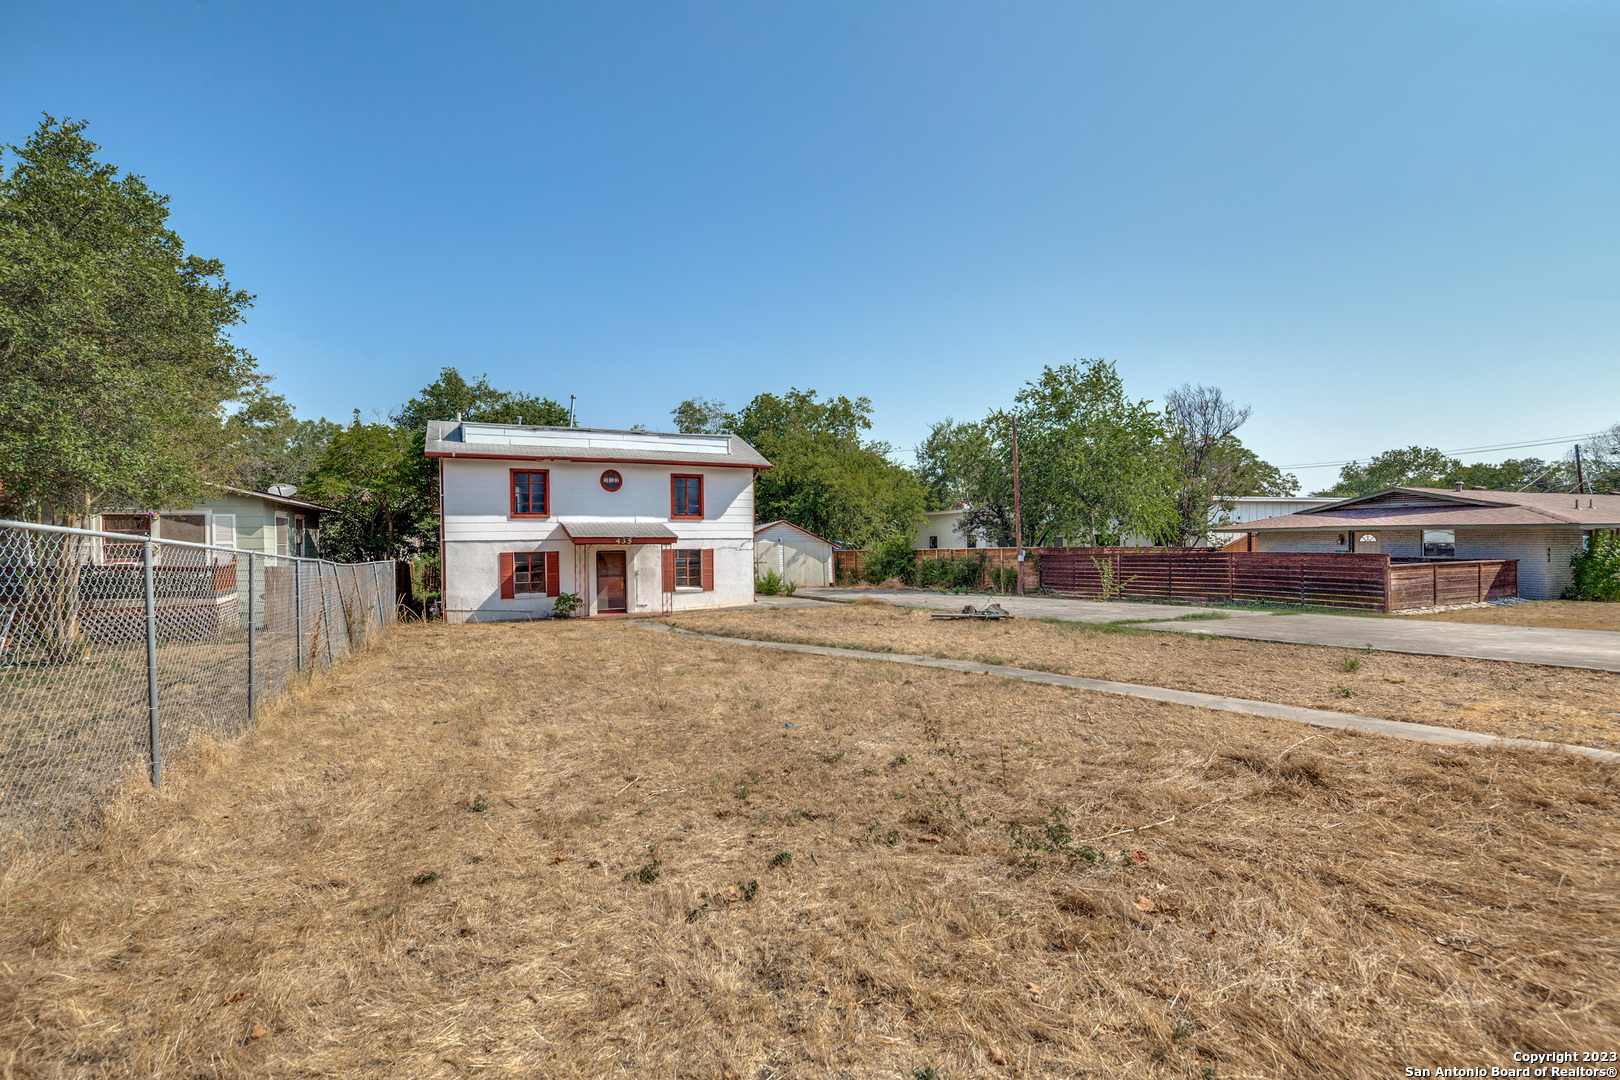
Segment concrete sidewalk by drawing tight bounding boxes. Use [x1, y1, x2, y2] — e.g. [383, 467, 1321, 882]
[791, 588, 1620, 673]
[793, 587, 1268, 624]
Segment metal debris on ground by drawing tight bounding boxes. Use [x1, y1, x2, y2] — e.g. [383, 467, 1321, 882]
[931, 602, 1014, 621]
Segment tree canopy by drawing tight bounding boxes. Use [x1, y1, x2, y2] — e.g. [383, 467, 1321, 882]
[392, 367, 569, 433]
[682, 389, 924, 547]
[0, 116, 259, 524]
[221, 389, 342, 494]
[921, 361, 1179, 547]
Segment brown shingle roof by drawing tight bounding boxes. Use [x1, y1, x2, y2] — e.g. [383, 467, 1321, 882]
[1242, 487, 1620, 531]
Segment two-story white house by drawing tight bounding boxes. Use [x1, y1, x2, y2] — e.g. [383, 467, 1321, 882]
[426, 420, 771, 621]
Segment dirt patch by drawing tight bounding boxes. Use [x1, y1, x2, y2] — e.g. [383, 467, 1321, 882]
[669, 602, 1620, 751]
[0, 620, 1615, 1078]
[1403, 599, 1620, 632]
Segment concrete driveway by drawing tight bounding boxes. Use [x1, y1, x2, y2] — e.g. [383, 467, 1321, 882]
[789, 588, 1620, 673]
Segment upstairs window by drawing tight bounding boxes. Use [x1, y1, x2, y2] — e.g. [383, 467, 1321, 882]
[671, 474, 703, 519]
[511, 469, 550, 517]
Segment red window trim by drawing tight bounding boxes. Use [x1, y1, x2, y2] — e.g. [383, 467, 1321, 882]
[510, 468, 550, 518]
[600, 469, 622, 492]
[670, 473, 704, 520]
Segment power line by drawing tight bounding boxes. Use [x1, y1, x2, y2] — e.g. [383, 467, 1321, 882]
[1281, 432, 1601, 472]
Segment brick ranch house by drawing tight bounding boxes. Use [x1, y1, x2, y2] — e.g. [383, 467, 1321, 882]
[1236, 486, 1620, 600]
[426, 421, 771, 621]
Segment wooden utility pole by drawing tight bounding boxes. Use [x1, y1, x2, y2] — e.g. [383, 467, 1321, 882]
[1012, 416, 1024, 596]
[1575, 444, 1587, 495]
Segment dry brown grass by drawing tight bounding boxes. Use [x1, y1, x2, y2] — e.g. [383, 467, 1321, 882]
[1, 619, 1617, 1079]
[1403, 599, 1620, 631]
[670, 602, 1620, 752]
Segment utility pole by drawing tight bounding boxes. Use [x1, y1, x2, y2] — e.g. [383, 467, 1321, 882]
[1012, 416, 1024, 596]
[1575, 444, 1587, 495]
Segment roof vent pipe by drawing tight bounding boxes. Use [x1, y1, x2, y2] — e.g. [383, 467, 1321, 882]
[1454, 481, 1465, 491]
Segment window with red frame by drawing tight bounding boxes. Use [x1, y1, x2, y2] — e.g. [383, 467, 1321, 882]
[671, 474, 702, 518]
[673, 549, 702, 588]
[511, 470, 549, 516]
[512, 552, 547, 594]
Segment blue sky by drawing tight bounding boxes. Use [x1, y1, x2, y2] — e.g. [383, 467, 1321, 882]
[4, 2, 1617, 488]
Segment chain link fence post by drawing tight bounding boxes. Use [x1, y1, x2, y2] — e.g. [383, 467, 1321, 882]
[143, 538, 162, 789]
[294, 559, 303, 674]
[246, 552, 256, 725]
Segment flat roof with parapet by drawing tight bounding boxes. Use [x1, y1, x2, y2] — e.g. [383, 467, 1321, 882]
[423, 421, 772, 470]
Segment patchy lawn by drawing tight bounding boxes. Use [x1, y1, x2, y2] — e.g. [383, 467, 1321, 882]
[669, 601, 1620, 753]
[1404, 599, 1620, 632]
[1, 620, 1616, 1078]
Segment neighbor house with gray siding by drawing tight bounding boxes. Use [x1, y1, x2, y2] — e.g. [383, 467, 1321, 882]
[1236, 486, 1620, 600]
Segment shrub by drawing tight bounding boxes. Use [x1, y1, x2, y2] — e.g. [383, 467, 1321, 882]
[864, 534, 918, 584]
[756, 570, 784, 596]
[552, 592, 581, 619]
[1568, 532, 1620, 601]
[916, 555, 984, 591]
[988, 566, 1020, 593]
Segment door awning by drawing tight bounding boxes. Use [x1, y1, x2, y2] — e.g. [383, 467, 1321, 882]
[557, 520, 679, 545]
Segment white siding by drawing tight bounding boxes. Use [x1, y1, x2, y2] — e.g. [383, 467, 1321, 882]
[915, 511, 985, 551]
[441, 457, 757, 621]
[754, 525, 834, 587]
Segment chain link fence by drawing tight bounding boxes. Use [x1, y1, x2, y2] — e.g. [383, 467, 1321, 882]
[0, 519, 396, 850]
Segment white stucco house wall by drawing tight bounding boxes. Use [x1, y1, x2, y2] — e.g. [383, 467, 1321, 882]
[427, 421, 771, 621]
[915, 508, 991, 551]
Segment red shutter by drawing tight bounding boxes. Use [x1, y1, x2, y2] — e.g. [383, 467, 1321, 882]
[499, 552, 516, 599]
[662, 548, 677, 593]
[545, 550, 561, 597]
[701, 548, 715, 591]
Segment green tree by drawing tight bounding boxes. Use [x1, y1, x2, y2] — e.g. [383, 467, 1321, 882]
[221, 389, 342, 493]
[301, 413, 429, 561]
[1316, 446, 1463, 497]
[0, 115, 259, 524]
[670, 396, 735, 434]
[391, 367, 569, 433]
[1206, 438, 1299, 498]
[960, 361, 1179, 547]
[729, 388, 925, 547]
[915, 418, 991, 511]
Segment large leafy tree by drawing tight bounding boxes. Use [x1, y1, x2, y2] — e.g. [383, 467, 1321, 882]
[716, 389, 925, 547]
[301, 413, 430, 561]
[221, 389, 342, 493]
[954, 361, 1179, 547]
[1316, 446, 1462, 497]
[392, 367, 569, 433]
[670, 396, 734, 434]
[0, 116, 259, 525]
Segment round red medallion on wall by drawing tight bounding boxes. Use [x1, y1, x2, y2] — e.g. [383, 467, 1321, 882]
[600, 469, 623, 492]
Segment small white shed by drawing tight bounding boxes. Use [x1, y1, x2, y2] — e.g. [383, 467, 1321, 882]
[754, 520, 835, 587]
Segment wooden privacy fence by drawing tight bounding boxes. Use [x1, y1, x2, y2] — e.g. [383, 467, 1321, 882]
[1039, 549, 1517, 612]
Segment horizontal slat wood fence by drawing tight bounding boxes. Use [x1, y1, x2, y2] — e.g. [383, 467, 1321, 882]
[1039, 549, 1518, 612]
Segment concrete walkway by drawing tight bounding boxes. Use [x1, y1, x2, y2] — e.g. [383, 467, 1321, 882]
[633, 623, 1619, 764]
[794, 588, 1620, 673]
[794, 587, 1269, 623]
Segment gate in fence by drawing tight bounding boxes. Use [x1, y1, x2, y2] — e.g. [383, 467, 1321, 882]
[0, 519, 396, 849]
